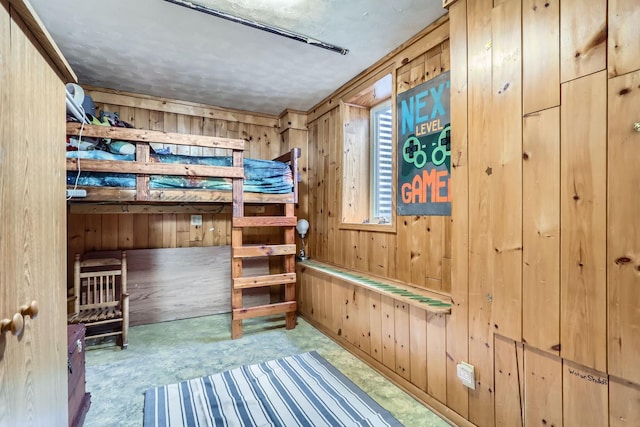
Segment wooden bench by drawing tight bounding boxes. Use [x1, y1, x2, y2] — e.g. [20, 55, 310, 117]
[298, 260, 452, 314]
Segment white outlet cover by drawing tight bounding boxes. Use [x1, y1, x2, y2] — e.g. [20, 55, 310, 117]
[457, 362, 476, 390]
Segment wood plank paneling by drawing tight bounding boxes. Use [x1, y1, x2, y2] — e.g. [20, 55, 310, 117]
[409, 306, 428, 391]
[354, 287, 371, 354]
[369, 292, 383, 363]
[560, 71, 607, 372]
[607, 70, 640, 385]
[85, 86, 279, 128]
[560, 0, 607, 83]
[338, 281, 352, 342]
[368, 233, 388, 277]
[491, 0, 523, 342]
[522, 107, 560, 354]
[608, 0, 640, 78]
[522, 0, 560, 114]
[84, 215, 102, 251]
[162, 213, 177, 248]
[395, 216, 411, 284]
[446, 0, 469, 416]
[132, 214, 149, 248]
[466, 0, 495, 424]
[410, 216, 428, 288]
[118, 214, 134, 249]
[67, 214, 86, 295]
[609, 378, 640, 427]
[524, 347, 563, 427]
[563, 361, 608, 426]
[394, 301, 411, 381]
[426, 312, 447, 404]
[100, 215, 119, 250]
[148, 214, 163, 248]
[494, 335, 524, 427]
[381, 295, 396, 371]
[341, 104, 370, 224]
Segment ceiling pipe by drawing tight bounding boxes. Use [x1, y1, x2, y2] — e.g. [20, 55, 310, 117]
[161, 0, 349, 55]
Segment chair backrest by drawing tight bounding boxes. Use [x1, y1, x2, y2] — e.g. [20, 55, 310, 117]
[74, 252, 127, 313]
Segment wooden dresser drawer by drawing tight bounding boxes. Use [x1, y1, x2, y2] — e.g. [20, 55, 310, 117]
[67, 324, 91, 427]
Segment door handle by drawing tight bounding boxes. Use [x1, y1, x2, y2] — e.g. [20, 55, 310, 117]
[1, 313, 25, 336]
[20, 300, 39, 319]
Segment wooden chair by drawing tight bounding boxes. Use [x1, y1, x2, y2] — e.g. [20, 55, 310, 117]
[68, 251, 129, 349]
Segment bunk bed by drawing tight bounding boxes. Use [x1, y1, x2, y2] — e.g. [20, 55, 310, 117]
[65, 123, 300, 339]
[66, 123, 299, 204]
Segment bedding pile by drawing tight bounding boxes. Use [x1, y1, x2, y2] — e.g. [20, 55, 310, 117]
[66, 151, 294, 194]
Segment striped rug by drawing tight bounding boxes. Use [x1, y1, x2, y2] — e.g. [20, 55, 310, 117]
[143, 351, 402, 426]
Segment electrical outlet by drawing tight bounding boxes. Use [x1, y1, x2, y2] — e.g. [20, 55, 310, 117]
[457, 362, 476, 389]
[190, 215, 203, 226]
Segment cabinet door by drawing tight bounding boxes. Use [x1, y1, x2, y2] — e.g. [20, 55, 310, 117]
[608, 70, 640, 385]
[0, 2, 67, 425]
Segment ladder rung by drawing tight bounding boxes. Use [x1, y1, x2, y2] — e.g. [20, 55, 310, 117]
[233, 244, 296, 258]
[233, 301, 297, 320]
[234, 273, 297, 289]
[233, 216, 297, 227]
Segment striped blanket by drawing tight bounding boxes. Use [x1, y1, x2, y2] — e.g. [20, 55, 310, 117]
[143, 351, 402, 427]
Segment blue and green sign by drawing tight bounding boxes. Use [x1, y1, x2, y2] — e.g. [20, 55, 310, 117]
[397, 71, 451, 216]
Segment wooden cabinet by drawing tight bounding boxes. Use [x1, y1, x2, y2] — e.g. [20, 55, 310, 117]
[68, 325, 90, 427]
[0, 1, 76, 425]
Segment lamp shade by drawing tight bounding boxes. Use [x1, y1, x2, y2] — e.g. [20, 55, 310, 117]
[296, 219, 309, 238]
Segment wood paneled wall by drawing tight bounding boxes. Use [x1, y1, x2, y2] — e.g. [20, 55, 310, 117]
[67, 88, 307, 286]
[306, 21, 452, 293]
[446, 0, 640, 425]
[299, 1, 640, 426]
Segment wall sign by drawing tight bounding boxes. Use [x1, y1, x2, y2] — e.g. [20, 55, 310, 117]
[397, 71, 451, 216]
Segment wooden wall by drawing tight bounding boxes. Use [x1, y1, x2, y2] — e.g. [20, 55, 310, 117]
[67, 89, 308, 287]
[299, 1, 640, 426]
[306, 17, 452, 293]
[447, 0, 640, 424]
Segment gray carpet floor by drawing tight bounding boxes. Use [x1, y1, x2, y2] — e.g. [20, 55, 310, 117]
[83, 314, 450, 426]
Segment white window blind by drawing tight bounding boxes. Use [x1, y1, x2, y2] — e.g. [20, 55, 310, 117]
[371, 101, 393, 223]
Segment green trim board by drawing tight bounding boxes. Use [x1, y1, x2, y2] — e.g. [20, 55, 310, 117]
[299, 260, 452, 314]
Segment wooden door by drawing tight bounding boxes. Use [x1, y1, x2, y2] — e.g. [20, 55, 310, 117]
[0, 1, 67, 425]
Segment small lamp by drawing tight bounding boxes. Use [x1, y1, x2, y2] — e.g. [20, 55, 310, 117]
[296, 219, 309, 260]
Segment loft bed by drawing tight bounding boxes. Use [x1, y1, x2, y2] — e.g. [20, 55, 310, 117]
[65, 122, 299, 339]
[65, 123, 300, 205]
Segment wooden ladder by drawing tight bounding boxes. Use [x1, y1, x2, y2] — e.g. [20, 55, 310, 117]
[230, 150, 297, 339]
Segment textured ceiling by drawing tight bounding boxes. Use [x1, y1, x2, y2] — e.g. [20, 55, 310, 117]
[29, 0, 446, 115]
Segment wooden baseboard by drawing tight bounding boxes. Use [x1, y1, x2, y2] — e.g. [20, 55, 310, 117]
[301, 314, 476, 427]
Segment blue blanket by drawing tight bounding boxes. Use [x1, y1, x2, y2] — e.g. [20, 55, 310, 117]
[143, 351, 402, 427]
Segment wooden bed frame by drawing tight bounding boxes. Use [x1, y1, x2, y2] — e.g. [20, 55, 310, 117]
[65, 123, 299, 338]
[66, 123, 300, 204]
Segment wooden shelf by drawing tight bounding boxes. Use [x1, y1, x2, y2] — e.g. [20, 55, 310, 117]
[299, 260, 452, 314]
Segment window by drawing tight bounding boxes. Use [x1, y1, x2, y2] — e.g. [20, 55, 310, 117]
[341, 74, 394, 231]
[371, 101, 393, 224]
